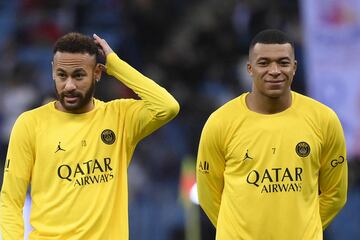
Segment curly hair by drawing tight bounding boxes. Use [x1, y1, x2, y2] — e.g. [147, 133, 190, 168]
[53, 32, 99, 58]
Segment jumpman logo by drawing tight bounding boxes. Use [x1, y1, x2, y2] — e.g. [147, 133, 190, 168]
[55, 142, 66, 153]
[242, 150, 253, 161]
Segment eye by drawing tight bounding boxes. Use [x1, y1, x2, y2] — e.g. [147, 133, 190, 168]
[257, 61, 268, 66]
[57, 72, 67, 80]
[279, 61, 290, 67]
[74, 73, 85, 80]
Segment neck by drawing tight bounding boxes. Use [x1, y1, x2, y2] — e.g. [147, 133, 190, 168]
[246, 91, 292, 114]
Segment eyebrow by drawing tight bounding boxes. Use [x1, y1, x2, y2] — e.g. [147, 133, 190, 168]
[56, 68, 86, 72]
[256, 57, 291, 61]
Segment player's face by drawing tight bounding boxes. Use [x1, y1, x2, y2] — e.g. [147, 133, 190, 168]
[247, 43, 297, 99]
[53, 52, 101, 113]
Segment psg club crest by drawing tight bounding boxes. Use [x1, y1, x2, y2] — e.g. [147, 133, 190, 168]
[295, 142, 310, 157]
[101, 129, 116, 145]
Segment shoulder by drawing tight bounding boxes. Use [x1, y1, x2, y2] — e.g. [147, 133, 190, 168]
[203, 94, 247, 132]
[292, 91, 340, 123]
[294, 92, 336, 113]
[209, 94, 245, 120]
[10, 102, 53, 134]
[98, 98, 139, 110]
[16, 102, 54, 121]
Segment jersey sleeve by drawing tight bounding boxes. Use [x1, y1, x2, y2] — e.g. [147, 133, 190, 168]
[319, 110, 348, 229]
[196, 114, 225, 227]
[1, 113, 35, 239]
[105, 53, 179, 152]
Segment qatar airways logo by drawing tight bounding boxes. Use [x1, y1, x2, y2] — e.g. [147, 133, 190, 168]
[246, 167, 303, 193]
[57, 157, 114, 187]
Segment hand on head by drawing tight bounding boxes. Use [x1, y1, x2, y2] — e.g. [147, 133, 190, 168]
[93, 34, 114, 57]
[93, 34, 114, 72]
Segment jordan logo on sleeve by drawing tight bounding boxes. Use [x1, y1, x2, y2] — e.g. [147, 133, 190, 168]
[55, 142, 66, 153]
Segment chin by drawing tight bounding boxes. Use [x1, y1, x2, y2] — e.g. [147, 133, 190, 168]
[264, 90, 289, 99]
[64, 104, 82, 111]
[60, 100, 85, 112]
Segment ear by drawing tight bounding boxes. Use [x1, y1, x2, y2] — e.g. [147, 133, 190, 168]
[94, 63, 103, 82]
[51, 61, 56, 81]
[247, 62, 253, 76]
[293, 60, 297, 76]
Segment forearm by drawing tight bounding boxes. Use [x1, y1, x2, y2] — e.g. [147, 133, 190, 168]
[197, 184, 222, 227]
[196, 116, 225, 227]
[319, 160, 348, 229]
[319, 191, 347, 229]
[318, 110, 348, 229]
[106, 53, 179, 121]
[0, 176, 28, 239]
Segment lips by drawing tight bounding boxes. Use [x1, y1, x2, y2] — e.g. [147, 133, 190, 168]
[62, 93, 81, 103]
[265, 79, 285, 83]
[264, 80, 286, 90]
[64, 96, 79, 103]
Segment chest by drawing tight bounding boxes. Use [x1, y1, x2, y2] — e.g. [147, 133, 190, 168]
[37, 116, 120, 157]
[224, 116, 323, 174]
[30, 113, 125, 188]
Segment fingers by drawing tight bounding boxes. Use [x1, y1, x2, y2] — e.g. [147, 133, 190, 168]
[93, 33, 114, 56]
[93, 33, 104, 45]
[96, 44, 106, 58]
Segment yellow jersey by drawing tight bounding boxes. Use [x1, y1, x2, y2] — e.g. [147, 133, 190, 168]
[197, 91, 347, 240]
[0, 53, 179, 239]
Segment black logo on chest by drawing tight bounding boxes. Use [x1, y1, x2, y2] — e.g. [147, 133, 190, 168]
[295, 142, 310, 157]
[55, 142, 66, 153]
[101, 129, 116, 145]
[243, 149, 253, 161]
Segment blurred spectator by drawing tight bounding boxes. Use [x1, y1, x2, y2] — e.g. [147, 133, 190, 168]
[0, 63, 39, 189]
[0, 63, 39, 144]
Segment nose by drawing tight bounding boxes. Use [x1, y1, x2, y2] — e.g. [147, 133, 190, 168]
[269, 62, 280, 76]
[64, 78, 76, 91]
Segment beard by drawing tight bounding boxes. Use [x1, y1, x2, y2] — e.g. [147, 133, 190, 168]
[55, 81, 95, 113]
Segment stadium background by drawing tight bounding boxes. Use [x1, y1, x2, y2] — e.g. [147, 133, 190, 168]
[0, 0, 359, 239]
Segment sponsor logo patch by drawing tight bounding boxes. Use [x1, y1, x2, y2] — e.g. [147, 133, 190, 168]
[246, 167, 303, 193]
[198, 161, 210, 174]
[331, 156, 345, 167]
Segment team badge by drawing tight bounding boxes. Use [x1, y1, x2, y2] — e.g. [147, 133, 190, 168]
[295, 142, 310, 157]
[101, 129, 116, 145]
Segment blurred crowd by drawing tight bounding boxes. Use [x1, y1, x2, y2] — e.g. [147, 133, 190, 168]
[0, 0, 358, 239]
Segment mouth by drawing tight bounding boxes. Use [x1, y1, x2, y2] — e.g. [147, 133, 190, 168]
[62, 94, 81, 103]
[264, 79, 286, 89]
[265, 79, 285, 83]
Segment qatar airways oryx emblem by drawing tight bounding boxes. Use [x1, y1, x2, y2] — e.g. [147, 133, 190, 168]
[101, 129, 116, 145]
[295, 142, 310, 157]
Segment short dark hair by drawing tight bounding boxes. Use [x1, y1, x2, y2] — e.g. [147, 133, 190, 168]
[53, 32, 99, 58]
[249, 29, 294, 53]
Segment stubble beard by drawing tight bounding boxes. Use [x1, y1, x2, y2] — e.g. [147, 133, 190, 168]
[55, 81, 95, 112]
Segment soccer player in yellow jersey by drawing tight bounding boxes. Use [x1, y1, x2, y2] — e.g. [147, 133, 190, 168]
[0, 32, 179, 239]
[196, 29, 347, 240]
